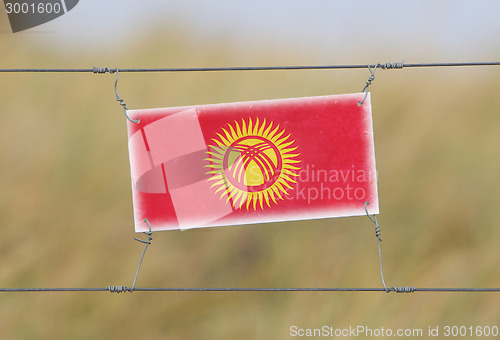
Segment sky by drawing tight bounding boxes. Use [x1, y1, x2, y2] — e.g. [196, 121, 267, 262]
[2, 0, 500, 62]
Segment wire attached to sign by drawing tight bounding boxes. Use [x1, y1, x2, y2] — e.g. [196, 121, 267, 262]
[358, 61, 404, 106]
[358, 65, 378, 106]
[114, 69, 139, 123]
[364, 201, 414, 294]
[130, 218, 154, 292]
[92, 67, 139, 123]
[92, 61, 405, 119]
[108, 219, 154, 293]
[364, 201, 389, 291]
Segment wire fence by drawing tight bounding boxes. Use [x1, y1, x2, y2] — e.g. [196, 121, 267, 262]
[1, 60, 500, 294]
[1, 287, 500, 293]
[0, 61, 499, 73]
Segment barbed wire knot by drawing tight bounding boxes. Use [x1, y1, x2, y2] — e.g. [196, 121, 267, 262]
[380, 61, 405, 69]
[392, 286, 416, 293]
[92, 66, 116, 74]
[108, 286, 129, 293]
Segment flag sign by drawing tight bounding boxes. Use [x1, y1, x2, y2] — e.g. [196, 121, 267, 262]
[127, 93, 378, 232]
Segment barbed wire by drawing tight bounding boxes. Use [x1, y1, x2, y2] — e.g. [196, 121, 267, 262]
[0, 61, 499, 73]
[0, 287, 499, 293]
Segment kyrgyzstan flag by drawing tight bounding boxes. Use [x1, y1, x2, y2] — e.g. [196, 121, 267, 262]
[126, 93, 378, 232]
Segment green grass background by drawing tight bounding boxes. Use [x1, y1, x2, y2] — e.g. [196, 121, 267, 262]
[1, 15, 500, 340]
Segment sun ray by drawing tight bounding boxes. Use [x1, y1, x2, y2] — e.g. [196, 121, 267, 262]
[280, 173, 298, 183]
[258, 119, 266, 136]
[214, 183, 229, 194]
[272, 186, 283, 200]
[233, 189, 244, 207]
[221, 128, 233, 143]
[235, 120, 243, 139]
[241, 119, 247, 135]
[209, 145, 225, 154]
[246, 194, 252, 209]
[228, 123, 238, 141]
[280, 148, 299, 155]
[253, 117, 259, 135]
[262, 122, 273, 138]
[269, 189, 278, 204]
[206, 152, 225, 160]
[282, 169, 299, 177]
[219, 187, 231, 199]
[209, 178, 226, 186]
[275, 181, 291, 193]
[277, 140, 295, 149]
[215, 133, 230, 146]
[211, 138, 225, 147]
[270, 129, 286, 143]
[257, 192, 264, 209]
[268, 125, 280, 139]
[248, 118, 253, 135]
[275, 133, 291, 144]
[263, 190, 271, 207]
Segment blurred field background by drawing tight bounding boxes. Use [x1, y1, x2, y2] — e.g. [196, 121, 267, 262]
[1, 2, 500, 339]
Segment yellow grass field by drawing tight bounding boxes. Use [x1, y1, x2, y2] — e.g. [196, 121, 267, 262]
[1, 18, 500, 340]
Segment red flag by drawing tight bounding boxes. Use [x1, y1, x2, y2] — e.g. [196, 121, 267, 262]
[127, 93, 378, 232]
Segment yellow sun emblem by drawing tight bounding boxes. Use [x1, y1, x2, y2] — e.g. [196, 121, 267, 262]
[206, 118, 301, 210]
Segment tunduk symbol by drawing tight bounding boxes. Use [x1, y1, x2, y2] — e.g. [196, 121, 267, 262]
[4, 0, 79, 33]
[207, 118, 301, 210]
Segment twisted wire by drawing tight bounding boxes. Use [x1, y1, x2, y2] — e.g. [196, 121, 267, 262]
[1, 61, 499, 73]
[130, 219, 154, 292]
[108, 286, 129, 293]
[111, 68, 139, 123]
[357, 64, 379, 106]
[1, 287, 499, 293]
[92, 67, 115, 74]
[392, 286, 416, 293]
[379, 61, 404, 69]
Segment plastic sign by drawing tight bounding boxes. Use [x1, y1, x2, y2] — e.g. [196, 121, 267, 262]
[127, 93, 379, 232]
